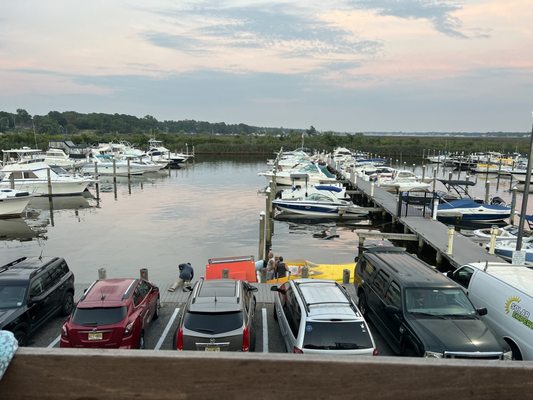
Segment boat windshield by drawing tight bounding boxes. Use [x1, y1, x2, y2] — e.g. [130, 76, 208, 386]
[307, 193, 335, 202]
[405, 288, 476, 317]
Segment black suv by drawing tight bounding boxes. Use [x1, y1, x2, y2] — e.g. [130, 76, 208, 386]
[355, 247, 511, 360]
[0, 256, 75, 345]
[175, 278, 258, 351]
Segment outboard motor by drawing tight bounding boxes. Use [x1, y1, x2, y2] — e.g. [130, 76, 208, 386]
[491, 196, 505, 205]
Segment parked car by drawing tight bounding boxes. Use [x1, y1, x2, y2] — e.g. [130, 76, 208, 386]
[0, 256, 75, 345]
[355, 247, 512, 359]
[271, 278, 377, 355]
[175, 278, 257, 351]
[447, 262, 533, 360]
[60, 278, 160, 349]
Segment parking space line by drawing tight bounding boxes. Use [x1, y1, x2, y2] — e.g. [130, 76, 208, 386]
[154, 307, 180, 350]
[47, 335, 61, 349]
[262, 307, 268, 353]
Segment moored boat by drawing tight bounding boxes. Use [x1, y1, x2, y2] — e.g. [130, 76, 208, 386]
[0, 188, 32, 217]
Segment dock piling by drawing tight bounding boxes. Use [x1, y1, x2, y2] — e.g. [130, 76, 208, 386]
[488, 226, 497, 255]
[446, 225, 454, 255]
[140, 268, 149, 280]
[98, 268, 107, 279]
[343, 269, 350, 284]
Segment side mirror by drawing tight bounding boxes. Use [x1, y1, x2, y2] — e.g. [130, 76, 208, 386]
[385, 305, 400, 315]
[477, 307, 488, 316]
[446, 271, 454, 278]
[249, 286, 258, 292]
[270, 286, 279, 292]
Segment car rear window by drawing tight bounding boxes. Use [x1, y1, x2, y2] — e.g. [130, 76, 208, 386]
[303, 321, 373, 350]
[72, 307, 127, 326]
[184, 311, 243, 334]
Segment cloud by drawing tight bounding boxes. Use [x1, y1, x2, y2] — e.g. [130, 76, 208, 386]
[351, 0, 468, 38]
[141, 2, 382, 59]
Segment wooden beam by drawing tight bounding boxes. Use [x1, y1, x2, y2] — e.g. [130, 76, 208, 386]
[355, 230, 419, 241]
[0, 348, 531, 400]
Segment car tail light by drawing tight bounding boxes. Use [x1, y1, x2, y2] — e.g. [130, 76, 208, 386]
[373, 348, 379, 356]
[124, 321, 135, 336]
[242, 326, 250, 352]
[176, 327, 183, 351]
[61, 324, 68, 338]
[293, 346, 303, 354]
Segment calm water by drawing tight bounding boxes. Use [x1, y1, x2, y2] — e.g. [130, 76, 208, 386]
[0, 157, 531, 285]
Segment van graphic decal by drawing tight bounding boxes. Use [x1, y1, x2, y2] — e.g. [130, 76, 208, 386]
[506, 296, 533, 330]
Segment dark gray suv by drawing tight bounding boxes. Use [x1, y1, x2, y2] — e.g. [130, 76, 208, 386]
[175, 278, 257, 351]
[0, 256, 75, 345]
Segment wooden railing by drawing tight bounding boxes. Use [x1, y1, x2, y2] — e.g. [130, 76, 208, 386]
[1, 348, 532, 399]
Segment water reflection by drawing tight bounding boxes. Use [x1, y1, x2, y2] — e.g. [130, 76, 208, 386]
[0, 218, 46, 241]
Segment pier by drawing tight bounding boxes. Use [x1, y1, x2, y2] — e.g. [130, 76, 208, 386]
[346, 173, 505, 269]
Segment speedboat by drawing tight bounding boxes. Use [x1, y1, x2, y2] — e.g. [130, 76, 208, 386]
[146, 138, 193, 167]
[0, 160, 94, 196]
[260, 162, 338, 186]
[492, 240, 533, 264]
[272, 190, 367, 218]
[436, 199, 511, 222]
[0, 188, 32, 217]
[277, 184, 348, 201]
[472, 225, 521, 241]
[377, 170, 430, 192]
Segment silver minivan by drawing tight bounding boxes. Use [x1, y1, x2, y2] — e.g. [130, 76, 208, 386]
[271, 279, 377, 355]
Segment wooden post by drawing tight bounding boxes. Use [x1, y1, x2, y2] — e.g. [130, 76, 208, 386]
[343, 269, 350, 284]
[488, 226, 497, 255]
[127, 158, 131, 179]
[510, 188, 517, 225]
[46, 168, 53, 197]
[258, 212, 266, 262]
[422, 165, 426, 182]
[140, 268, 149, 280]
[496, 159, 502, 190]
[9, 173, 15, 189]
[112, 158, 117, 181]
[436, 151, 440, 175]
[465, 175, 470, 196]
[222, 269, 229, 279]
[98, 268, 107, 279]
[418, 237, 424, 252]
[448, 171, 453, 183]
[94, 162, 100, 201]
[446, 225, 454, 255]
[301, 265, 309, 278]
[432, 169, 437, 193]
[484, 181, 490, 204]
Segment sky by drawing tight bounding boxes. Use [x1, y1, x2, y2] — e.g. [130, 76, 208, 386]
[0, 0, 532, 132]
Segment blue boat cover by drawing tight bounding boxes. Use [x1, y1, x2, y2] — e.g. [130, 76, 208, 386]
[315, 185, 343, 193]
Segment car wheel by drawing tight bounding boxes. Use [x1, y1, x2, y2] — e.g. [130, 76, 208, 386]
[153, 297, 160, 320]
[358, 293, 368, 317]
[13, 326, 28, 346]
[138, 331, 146, 349]
[61, 292, 75, 316]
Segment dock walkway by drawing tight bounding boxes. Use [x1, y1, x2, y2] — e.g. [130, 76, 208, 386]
[354, 178, 503, 268]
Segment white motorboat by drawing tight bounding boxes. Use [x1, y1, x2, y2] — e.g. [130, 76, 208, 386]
[0, 160, 94, 196]
[260, 162, 338, 186]
[277, 183, 348, 201]
[42, 148, 86, 169]
[492, 240, 533, 264]
[471, 225, 521, 241]
[80, 153, 160, 176]
[146, 139, 193, 167]
[436, 199, 511, 222]
[272, 189, 367, 218]
[0, 188, 32, 217]
[377, 170, 430, 192]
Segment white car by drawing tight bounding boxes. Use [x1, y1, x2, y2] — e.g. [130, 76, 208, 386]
[271, 279, 377, 355]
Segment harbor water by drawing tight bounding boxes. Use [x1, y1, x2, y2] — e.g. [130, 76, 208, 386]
[0, 156, 531, 285]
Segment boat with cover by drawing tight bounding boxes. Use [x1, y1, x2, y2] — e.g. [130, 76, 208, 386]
[0, 160, 94, 196]
[0, 188, 32, 217]
[260, 162, 338, 186]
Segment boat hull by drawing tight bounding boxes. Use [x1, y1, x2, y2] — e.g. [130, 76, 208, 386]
[0, 180, 90, 196]
[0, 195, 31, 217]
[273, 200, 366, 218]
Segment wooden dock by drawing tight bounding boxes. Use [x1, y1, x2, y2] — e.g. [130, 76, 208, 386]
[352, 177, 504, 268]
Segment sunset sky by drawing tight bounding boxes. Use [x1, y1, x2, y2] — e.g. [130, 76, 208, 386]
[0, 0, 532, 132]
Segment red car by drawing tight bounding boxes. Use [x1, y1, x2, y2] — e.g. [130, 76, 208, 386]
[60, 278, 160, 349]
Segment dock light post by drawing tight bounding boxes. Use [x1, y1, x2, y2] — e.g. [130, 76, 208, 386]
[516, 118, 533, 252]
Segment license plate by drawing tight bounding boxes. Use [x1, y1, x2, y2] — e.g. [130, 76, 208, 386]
[204, 346, 220, 352]
[88, 332, 103, 341]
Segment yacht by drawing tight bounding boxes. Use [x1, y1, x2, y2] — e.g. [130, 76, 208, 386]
[0, 188, 32, 217]
[0, 160, 94, 196]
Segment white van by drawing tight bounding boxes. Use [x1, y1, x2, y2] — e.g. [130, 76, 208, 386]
[447, 262, 533, 360]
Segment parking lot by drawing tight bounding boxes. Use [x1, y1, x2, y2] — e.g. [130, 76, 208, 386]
[27, 297, 393, 354]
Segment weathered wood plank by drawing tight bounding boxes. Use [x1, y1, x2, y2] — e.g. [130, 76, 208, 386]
[0, 348, 531, 400]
